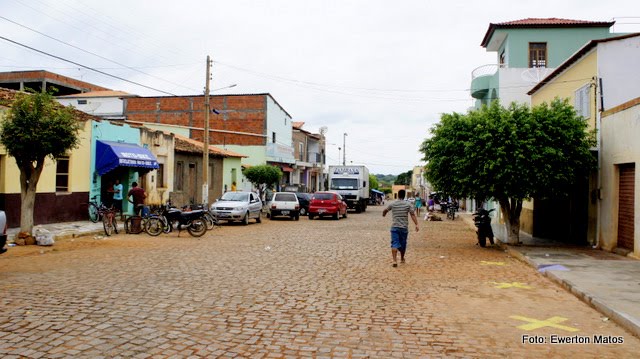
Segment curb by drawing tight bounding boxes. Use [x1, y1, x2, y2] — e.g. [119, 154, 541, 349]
[502, 243, 640, 339]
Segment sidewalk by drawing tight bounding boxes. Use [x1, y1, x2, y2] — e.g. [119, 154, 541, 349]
[459, 213, 640, 338]
[6, 220, 106, 242]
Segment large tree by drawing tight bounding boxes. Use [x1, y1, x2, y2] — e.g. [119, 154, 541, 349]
[394, 170, 413, 185]
[1, 91, 81, 233]
[420, 99, 596, 244]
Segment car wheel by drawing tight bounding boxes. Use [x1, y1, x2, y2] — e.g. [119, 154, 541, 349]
[308, 213, 314, 220]
[243, 212, 249, 225]
[299, 207, 307, 216]
[294, 213, 299, 221]
[333, 212, 339, 220]
[343, 210, 347, 219]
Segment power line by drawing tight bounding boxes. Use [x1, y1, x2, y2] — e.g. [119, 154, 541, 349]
[0, 35, 178, 96]
[0, 15, 199, 93]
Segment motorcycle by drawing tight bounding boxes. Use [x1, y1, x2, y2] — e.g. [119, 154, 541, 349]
[446, 200, 458, 220]
[473, 208, 495, 247]
[145, 203, 208, 237]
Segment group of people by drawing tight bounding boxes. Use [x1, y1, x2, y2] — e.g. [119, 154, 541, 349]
[106, 180, 147, 218]
[409, 193, 436, 217]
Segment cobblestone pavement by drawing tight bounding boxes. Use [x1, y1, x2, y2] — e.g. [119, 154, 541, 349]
[0, 205, 638, 358]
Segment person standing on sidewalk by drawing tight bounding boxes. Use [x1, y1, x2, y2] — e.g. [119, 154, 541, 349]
[112, 179, 124, 219]
[127, 182, 146, 216]
[383, 189, 419, 267]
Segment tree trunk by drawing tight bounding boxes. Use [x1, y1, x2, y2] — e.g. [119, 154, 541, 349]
[19, 159, 44, 234]
[498, 197, 523, 245]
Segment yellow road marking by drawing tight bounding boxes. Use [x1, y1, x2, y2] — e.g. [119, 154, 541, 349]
[480, 261, 506, 266]
[510, 315, 579, 332]
[491, 282, 532, 289]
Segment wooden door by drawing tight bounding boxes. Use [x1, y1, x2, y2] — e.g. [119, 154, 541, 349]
[617, 164, 635, 250]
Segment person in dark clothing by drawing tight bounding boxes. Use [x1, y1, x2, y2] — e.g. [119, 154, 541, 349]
[127, 181, 147, 215]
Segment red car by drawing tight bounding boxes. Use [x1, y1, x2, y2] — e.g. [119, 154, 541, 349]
[308, 192, 348, 220]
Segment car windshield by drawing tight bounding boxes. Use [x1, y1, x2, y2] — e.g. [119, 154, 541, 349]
[220, 192, 249, 202]
[274, 193, 297, 201]
[330, 178, 358, 190]
[313, 193, 334, 200]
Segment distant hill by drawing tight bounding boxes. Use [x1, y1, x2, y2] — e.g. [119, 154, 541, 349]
[375, 174, 396, 187]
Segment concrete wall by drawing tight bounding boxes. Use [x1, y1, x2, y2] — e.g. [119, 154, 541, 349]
[57, 97, 125, 118]
[265, 96, 295, 164]
[140, 127, 174, 206]
[599, 36, 640, 110]
[600, 101, 640, 257]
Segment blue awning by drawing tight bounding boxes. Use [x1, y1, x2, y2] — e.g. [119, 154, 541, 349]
[371, 189, 384, 195]
[95, 140, 159, 175]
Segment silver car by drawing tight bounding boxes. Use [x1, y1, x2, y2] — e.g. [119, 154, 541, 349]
[0, 210, 7, 254]
[210, 191, 262, 225]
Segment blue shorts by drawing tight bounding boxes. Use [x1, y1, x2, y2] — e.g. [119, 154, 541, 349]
[390, 227, 408, 250]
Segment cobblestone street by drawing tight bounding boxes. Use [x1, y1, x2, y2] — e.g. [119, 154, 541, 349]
[0, 205, 638, 358]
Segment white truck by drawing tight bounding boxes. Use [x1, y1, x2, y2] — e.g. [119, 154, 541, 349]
[328, 165, 370, 213]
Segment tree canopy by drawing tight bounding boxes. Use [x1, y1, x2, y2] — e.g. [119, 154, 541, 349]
[242, 165, 282, 190]
[394, 170, 413, 185]
[369, 174, 379, 190]
[0, 91, 81, 232]
[420, 99, 596, 243]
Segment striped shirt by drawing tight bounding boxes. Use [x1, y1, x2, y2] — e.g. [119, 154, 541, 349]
[386, 200, 415, 229]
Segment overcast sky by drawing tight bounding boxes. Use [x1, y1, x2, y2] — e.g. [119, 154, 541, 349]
[1, 0, 639, 175]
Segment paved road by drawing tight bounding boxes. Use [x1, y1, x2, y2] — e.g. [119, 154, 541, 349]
[0, 204, 638, 358]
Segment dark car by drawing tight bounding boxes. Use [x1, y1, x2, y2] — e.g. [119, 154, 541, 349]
[308, 191, 348, 220]
[295, 192, 312, 216]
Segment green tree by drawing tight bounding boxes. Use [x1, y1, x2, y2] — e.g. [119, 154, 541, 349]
[394, 170, 413, 185]
[369, 174, 379, 190]
[420, 99, 596, 244]
[242, 164, 282, 199]
[0, 91, 81, 233]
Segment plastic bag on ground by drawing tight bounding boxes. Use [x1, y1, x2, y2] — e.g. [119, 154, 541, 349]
[33, 226, 55, 246]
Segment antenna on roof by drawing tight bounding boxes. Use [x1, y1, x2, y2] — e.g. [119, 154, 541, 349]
[521, 67, 550, 84]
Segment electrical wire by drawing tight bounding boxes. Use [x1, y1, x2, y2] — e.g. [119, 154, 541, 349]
[0, 35, 178, 96]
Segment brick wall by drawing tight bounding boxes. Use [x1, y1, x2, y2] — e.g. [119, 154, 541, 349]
[125, 95, 267, 146]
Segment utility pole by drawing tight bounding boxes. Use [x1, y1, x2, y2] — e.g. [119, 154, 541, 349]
[202, 55, 212, 206]
[343, 132, 347, 166]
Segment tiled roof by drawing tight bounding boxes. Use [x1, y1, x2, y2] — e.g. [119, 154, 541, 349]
[481, 18, 615, 47]
[292, 121, 305, 129]
[173, 134, 246, 158]
[498, 18, 614, 26]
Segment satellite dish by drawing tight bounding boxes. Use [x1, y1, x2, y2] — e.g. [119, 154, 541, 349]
[521, 67, 550, 84]
[319, 126, 328, 136]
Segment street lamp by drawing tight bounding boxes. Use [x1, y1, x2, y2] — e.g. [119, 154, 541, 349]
[338, 147, 341, 165]
[343, 132, 347, 166]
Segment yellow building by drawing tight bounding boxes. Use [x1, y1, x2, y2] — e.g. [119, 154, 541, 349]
[529, 33, 640, 254]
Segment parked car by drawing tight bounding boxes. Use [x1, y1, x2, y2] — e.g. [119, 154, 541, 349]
[0, 210, 7, 254]
[308, 192, 348, 220]
[295, 192, 312, 216]
[268, 192, 300, 220]
[210, 191, 262, 225]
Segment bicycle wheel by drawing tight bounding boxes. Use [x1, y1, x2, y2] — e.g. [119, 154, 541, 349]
[145, 217, 164, 236]
[203, 212, 215, 230]
[88, 203, 100, 223]
[103, 213, 114, 236]
[125, 216, 144, 234]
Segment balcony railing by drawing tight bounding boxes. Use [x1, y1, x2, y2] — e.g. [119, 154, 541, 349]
[471, 64, 499, 80]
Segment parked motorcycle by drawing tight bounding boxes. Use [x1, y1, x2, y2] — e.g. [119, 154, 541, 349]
[145, 203, 208, 237]
[473, 208, 495, 247]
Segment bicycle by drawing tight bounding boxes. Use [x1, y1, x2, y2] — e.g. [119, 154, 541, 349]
[99, 204, 118, 236]
[124, 206, 163, 235]
[86, 195, 101, 223]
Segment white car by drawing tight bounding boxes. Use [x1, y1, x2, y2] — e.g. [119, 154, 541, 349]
[268, 192, 300, 220]
[210, 191, 262, 225]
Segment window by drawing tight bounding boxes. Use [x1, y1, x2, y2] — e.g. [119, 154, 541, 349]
[575, 84, 591, 119]
[299, 143, 304, 161]
[176, 161, 184, 191]
[157, 163, 164, 188]
[529, 42, 547, 68]
[272, 132, 276, 143]
[499, 50, 506, 67]
[209, 163, 214, 187]
[77, 99, 87, 105]
[56, 156, 70, 192]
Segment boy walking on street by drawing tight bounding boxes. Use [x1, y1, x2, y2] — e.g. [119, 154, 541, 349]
[383, 189, 419, 267]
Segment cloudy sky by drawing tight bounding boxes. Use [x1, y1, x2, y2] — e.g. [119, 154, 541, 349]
[1, 0, 638, 174]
